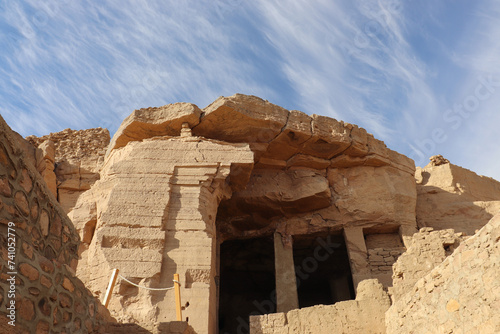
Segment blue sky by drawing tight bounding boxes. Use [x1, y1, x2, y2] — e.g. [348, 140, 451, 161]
[1, 0, 499, 180]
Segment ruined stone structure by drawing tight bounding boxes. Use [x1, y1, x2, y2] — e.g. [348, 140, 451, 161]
[250, 279, 390, 334]
[27, 128, 110, 214]
[387, 214, 500, 333]
[1, 94, 499, 333]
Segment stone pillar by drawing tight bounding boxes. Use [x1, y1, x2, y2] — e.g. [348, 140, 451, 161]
[160, 166, 228, 334]
[343, 227, 370, 293]
[274, 232, 299, 313]
[399, 224, 418, 248]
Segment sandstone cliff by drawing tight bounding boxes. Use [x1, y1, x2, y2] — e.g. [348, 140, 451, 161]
[68, 94, 417, 333]
[415, 155, 500, 235]
[3, 93, 499, 334]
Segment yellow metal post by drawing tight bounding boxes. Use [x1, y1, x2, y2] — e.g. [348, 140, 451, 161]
[174, 273, 182, 321]
[103, 269, 119, 308]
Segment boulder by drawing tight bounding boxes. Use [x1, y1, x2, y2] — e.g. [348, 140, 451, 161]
[106, 102, 201, 155]
[193, 94, 289, 144]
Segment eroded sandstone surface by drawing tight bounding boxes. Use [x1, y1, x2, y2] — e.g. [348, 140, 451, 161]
[416, 155, 500, 235]
[387, 214, 500, 333]
[27, 128, 110, 213]
[1, 94, 498, 334]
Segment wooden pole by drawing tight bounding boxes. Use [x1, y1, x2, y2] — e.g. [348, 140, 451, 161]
[174, 273, 182, 321]
[103, 269, 119, 308]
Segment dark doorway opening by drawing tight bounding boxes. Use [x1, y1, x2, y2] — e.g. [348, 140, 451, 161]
[218, 236, 275, 334]
[293, 233, 355, 308]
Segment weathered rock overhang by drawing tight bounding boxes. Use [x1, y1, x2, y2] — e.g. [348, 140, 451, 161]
[105, 94, 417, 240]
[107, 94, 414, 174]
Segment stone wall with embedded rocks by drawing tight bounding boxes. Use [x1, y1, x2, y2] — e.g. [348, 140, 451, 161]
[390, 227, 466, 301]
[386, 214, 500, 333]
[364, 231, 406, 288]
[250, 279, 390, 334]
[368, 247, 405, 287]
[27, 127, 110, 214]
[0, 115, 113, 333]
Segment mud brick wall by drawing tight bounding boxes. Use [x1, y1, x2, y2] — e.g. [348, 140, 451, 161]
[364, 232, 406, 288]
[0, 115, 112, 333]
[368, 247, 406, 274]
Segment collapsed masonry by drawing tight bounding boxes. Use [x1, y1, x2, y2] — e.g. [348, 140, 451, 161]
[2, 94, 500, 333]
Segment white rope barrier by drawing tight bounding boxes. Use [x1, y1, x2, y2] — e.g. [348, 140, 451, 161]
[104, 270, 183, 317]
[118, 274, 180, 291]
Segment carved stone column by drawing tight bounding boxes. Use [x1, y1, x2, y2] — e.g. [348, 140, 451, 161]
[274, 232, 299, 312]
[343, 226, 370, 293]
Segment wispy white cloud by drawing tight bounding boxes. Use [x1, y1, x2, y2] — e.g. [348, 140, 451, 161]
[0, 0, 498, 182]
[250, 0, 441, 150]
[249, 0, 499, 180]
[0, 1, 274, 136]
[437, 0, 500, 180]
